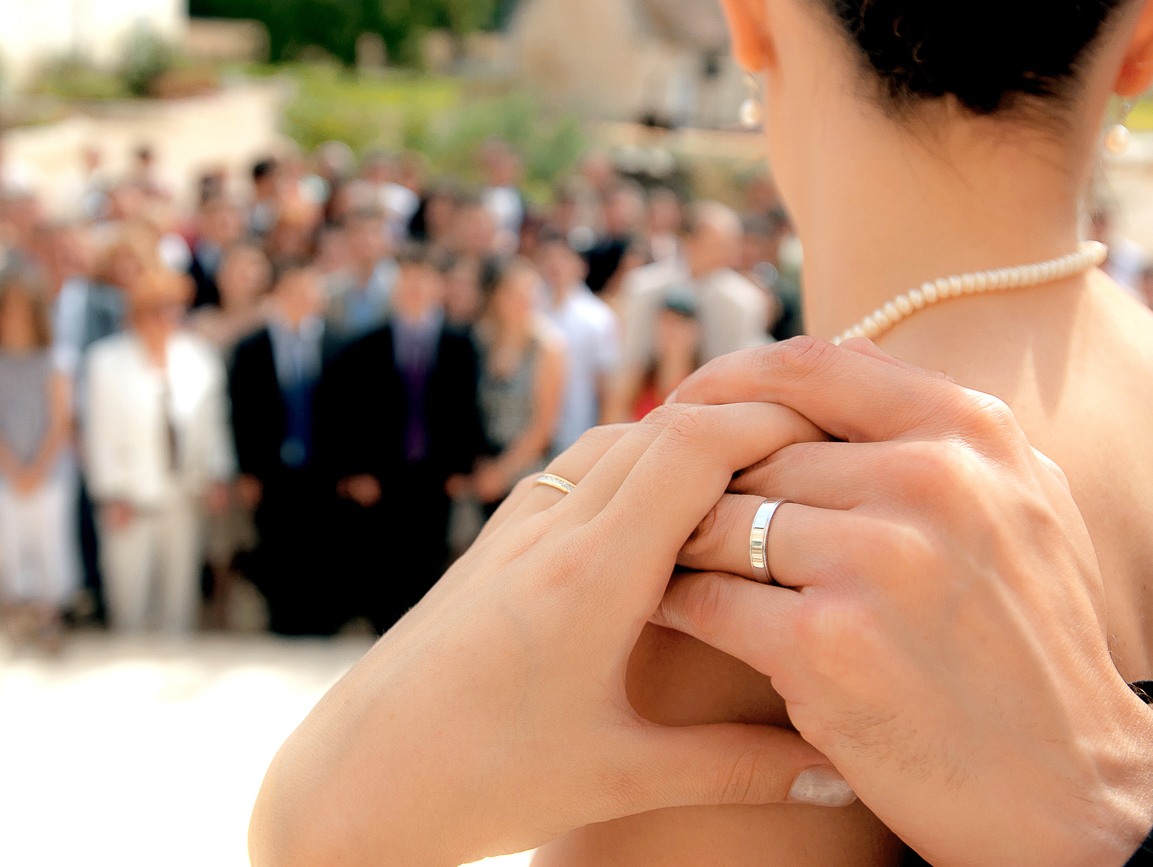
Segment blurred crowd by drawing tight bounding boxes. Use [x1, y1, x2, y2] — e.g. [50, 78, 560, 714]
[7, 132, 1147, 649]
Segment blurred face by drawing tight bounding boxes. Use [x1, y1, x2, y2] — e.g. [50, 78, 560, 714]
[491, 268, 538, 330]
[217, 248, 271, 311]
[426, 193, 457, 240]
[347, 218, 386, 265]
[444, 260, 482, 325]
[604, 191, 642, 237]
[133, 300, 185, 336]
[454, 206, 497, 257]
[315, 228, 350, 274]
[0, 290, 38, 351]
[274, 268, 324, 325]
[200, 202, 243, 246]
[654, 308, 701, 364]
[687, 223, 741, 275]
[392, 263, 444, 320]
[110, 247, 146, 291]
[538, 243, 585, 293]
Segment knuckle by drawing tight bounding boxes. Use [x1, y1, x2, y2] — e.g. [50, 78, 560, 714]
[574, 423, 628, 453]
[898, 439, 977, 493]
[716, 748, 768, 805]
[958, 391, 1020, 444]
[762, 336, 840, 383]
[681, 501, 722, 561]
[659, 404, 711, 449]
[640, 401, 683, 430]
[680, 576, 730, 644]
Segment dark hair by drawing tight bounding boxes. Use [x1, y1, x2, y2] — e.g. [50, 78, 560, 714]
[820, 0, 1135, 115]
[252, 159, 277, 182]
[479, 256, 535, 303]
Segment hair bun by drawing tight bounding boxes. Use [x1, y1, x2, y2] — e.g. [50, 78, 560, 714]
[824, 0, 1128, 115]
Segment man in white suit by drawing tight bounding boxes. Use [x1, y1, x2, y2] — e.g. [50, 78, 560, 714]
[86, 270, 234, 634]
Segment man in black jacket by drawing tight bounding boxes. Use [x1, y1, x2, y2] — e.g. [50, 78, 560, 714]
[230, 263, 344, 634]
[316, 245, 484, 634]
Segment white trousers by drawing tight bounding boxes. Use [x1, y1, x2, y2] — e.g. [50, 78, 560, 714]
[99, 495, 202, 634]
[0, 471, 78, 608]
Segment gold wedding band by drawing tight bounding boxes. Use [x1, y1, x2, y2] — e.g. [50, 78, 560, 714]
[535, 473, 576, 495]
[749, 499, 791, 584]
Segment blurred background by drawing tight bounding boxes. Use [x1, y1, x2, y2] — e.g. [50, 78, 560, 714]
[0, 2, 1151, 865]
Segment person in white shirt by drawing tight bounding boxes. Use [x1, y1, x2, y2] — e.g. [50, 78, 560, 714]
[537, 232, 621, 453]
[609, 201, 769, 421]
[86, 270, 234, 634]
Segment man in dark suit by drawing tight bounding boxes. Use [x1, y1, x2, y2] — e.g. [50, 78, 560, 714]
[316, 244, 485, 634]
[230, 263, 344, 634]
[188, 193, 244, 309]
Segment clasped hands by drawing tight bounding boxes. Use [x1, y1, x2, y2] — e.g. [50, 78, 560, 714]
[250, 338, 1153, 867]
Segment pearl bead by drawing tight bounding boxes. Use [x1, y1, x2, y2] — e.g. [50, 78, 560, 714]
[1105, 123, 1131, 155]
[832, 242, 1105, 345]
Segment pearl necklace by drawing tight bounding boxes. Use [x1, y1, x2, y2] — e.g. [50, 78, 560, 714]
[831, 240, 1109, 345]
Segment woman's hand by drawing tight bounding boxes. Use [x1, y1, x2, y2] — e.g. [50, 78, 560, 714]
[249, 402, 853, 867]
[658, 337, 1153, 867]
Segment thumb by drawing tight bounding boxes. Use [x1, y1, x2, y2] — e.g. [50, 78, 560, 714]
[611, 722, 857, 814]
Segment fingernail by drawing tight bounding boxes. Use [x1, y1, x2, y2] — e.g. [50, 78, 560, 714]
[788, 767, 857, 807]
[664, 388, 679, 405]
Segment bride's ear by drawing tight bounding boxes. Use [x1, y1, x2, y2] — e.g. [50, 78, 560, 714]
[1116, 0, 1153, 96]
[718, 0, 776, 73]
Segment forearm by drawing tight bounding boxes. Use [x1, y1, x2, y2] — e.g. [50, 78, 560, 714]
[249, 642, 498, 867]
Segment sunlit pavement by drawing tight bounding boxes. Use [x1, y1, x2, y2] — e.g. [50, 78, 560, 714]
[0, 632, 534, 867]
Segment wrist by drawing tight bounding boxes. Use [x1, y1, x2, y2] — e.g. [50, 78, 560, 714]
[1053, 685, 1153, 867]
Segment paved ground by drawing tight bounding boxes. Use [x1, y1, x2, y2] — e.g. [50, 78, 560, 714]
[0, 632, 535, 867]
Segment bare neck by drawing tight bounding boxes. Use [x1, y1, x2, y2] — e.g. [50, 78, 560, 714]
[796, 112, 1095, 341]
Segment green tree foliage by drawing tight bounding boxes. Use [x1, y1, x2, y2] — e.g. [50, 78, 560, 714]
[190, 0, 502, 66]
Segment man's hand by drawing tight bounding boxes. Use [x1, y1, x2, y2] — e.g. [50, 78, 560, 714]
[659, 337, 1153, 867]
[236, 474, 264, 510]
[337, 474, 382, 508]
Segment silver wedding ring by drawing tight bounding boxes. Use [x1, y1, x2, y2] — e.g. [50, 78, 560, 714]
[749, 499, 791, 584]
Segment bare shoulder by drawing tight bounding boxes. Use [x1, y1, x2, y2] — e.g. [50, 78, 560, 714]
[878, 272, 1153, 678]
